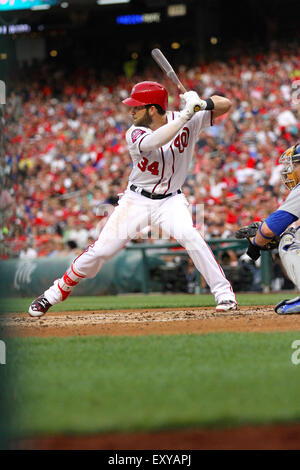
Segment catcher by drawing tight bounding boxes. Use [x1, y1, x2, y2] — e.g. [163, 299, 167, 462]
[235, 143, 300, 314]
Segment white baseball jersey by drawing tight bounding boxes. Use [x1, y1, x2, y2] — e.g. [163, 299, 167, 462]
[125, 110, 212, 194]
[278, 183, 300, 218]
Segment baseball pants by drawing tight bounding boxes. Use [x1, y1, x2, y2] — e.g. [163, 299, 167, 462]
[44, 191, 236, 304]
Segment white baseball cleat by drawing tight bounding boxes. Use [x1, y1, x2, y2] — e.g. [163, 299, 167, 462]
[216, 300, 238, 312]
[28, 295, 52, 317]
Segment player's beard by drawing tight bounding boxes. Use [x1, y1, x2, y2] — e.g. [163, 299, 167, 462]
[134, 109, 153, 128]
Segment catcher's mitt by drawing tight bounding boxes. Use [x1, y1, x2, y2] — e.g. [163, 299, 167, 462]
[235, 222, 279, 261]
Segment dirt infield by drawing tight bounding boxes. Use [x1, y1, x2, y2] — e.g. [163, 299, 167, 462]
[12, 423, 300, 450]
[3, 305, 300, 450]
[1, 305, 300, 338]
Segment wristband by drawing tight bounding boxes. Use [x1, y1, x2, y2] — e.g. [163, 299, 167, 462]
[252, 236, 260, 247]
[258, 224, 274, 240]
[247, 242, 261, 261]
[205, 98, 215, 110]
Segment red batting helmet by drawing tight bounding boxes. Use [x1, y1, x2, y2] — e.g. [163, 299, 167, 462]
[122, 81, 168, 111]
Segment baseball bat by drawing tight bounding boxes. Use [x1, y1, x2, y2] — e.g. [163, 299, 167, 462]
[151, 48, 201, 112]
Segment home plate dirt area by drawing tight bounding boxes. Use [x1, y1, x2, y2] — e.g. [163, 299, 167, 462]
[3, 305, 300, 450]
[2, 305, 300, 338]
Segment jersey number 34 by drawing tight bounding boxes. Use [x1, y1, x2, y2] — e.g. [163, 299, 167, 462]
[137, 157, 159, 175]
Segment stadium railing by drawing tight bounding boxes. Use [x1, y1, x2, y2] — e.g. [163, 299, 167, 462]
[125, 239, 273, 294]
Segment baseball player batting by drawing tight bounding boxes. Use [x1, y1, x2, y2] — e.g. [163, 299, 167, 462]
[28, 81, 237, 317]
[236, 143, 300, 314]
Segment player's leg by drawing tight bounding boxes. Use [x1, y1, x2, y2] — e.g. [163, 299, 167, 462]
[157, 194, 237, 310]
[275, 226, 300, 314]
[28, 193, 150, 317]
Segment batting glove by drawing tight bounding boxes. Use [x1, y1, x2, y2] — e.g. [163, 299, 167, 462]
[179, 91, 207, 121]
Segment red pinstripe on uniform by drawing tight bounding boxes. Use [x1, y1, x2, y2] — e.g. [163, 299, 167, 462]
[71, 211, 128, 276]
[71, 262, 86, 279]
[152, 147, 165, 193]
[72, 246, 95, 270]
[202, 236, 237, 302]
[138, 134, 148, 153]
[163, 112, 176, 195]
[72, 200, 118, 268]
[164, 144, 175, 195]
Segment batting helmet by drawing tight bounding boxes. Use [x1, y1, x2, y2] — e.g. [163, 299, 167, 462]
[279, 143, 300, 190]
[122, 81, 168, 111]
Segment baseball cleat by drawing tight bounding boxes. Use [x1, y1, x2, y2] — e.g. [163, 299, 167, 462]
[274, 296, 300, 315]
[28, 296, 52, 317]
[216, 300, 238, 312]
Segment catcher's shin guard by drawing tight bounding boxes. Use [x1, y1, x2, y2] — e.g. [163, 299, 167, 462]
[279, 227, 300, 290]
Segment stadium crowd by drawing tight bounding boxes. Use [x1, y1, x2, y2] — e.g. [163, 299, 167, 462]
[1, 44, 300, 276]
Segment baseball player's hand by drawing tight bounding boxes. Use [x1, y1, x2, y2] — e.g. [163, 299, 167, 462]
[235, 222, 279, 261]
[236, 224, 261, 261]
[235, 222, 260, 240]
[235, 222, 279, 250]
[246, 241, 261, 261]
[179, 91, 206, 121]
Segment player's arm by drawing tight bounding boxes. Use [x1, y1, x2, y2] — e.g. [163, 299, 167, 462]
[139, 92, 231, 152]
[250, 210, 298, 248]
[140, 92, 203, 153]
[183, 93, 231, 131]
[235, 210, 298, 261]
[210, 95, 232, 118]
[140, 115, 190, 152]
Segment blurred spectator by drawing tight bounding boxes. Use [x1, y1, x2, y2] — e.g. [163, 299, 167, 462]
[184, 257, 197, 294]
[19, 241, 37, 260]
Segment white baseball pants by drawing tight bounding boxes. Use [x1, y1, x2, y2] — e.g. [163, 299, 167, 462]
[44, 191, 236, 304]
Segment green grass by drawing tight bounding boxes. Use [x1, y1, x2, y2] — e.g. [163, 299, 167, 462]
[5, 332, 300, 437]
[1, 292, 297, 314]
